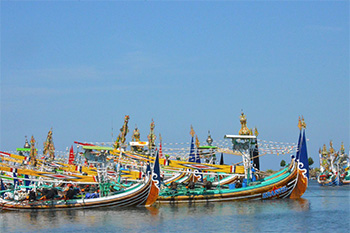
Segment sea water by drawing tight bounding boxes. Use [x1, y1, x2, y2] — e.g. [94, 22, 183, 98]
[0, 180, 349, 233]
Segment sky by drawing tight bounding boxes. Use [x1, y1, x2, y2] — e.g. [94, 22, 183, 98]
[1, 1, 349, 170]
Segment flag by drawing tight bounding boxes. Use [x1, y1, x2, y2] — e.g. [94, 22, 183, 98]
[152, 150, 161, 189]
[299, 130, 309, 179]
[68, 145, 75, 165]
[159, 137, 163, 159]
[220, 153, 224, 165]
[195, 149, 201, 164]
[195, 149, 203, 181]
[252, 143, 260, 170]
[145, 161, 151, 177]
[24, 174, 31, 191]
[188, 137, 195, 162]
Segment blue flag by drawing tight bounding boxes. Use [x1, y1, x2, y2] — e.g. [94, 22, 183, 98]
[145, 161, 151, 177]
[299, 130, 309, 179]
[195, 149, 201, 164]
[24, 174, 31, 191]
[152, 150, 161, 189]
[195, 149, 203, 181]
[188, 137, 195, 162]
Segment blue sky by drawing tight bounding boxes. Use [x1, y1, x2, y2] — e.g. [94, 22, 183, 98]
[1, 1, 349, 170]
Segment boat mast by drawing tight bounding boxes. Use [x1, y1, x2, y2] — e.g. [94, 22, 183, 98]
[225, 112, 257, 186]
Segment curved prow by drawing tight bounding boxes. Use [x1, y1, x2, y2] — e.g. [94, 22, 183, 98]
[290, 121, 309, 199]
[143, 150, 161, 206]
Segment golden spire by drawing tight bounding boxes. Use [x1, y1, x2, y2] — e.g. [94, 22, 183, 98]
[301, 116, 306, 129]
[30, 135, 37, 165]
[190, 125, 195, 137]
[147, 118, 156, 150]
[195, 135, 200, 148]
[322, 144, 328, 156]
[239, 112, 250, 135]
[30, 135, 35, 146]
[254, 127, 259, 137]
[340, 141, 345, 154]
[298, 116, 302, 130]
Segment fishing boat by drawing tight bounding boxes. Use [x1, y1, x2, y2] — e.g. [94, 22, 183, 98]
[340, 172, 350, 185]
[0, 143, 161, 211]
[156, 113, 309, 204]
[317, 141, 349, 186]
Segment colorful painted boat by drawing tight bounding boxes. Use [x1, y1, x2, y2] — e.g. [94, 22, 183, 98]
[340, 172, 350, 184]
[157, 115, 309, 204]
[317, 173, 339, 186]
[0, 149, 161, 211]
[317, 141, 349, 186]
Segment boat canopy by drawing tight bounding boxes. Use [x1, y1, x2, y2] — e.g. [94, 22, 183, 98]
[82, 146, 114, 151]
[198, 146, 218, 149]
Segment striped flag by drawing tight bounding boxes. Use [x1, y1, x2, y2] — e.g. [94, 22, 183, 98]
[159, 140, 163, 159]
[188, 137, 195, 162]
[68, 145, 75, 165]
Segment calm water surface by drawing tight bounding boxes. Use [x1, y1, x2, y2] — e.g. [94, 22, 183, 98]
[1, 180, 349, 232]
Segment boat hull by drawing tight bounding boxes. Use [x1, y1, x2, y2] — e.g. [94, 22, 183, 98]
[0, 177, 157, 211]
[317, 174, 341, 186]
[157, 161, 301, 204]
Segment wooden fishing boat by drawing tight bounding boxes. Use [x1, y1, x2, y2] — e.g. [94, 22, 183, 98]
[317, 173, 339, 186]
[157, 114, 309, 204]
[1, 177, 153, 211]
[0, 148, 161, 211]
[340, 172, 350, 184]
[317, 141, 349, 186]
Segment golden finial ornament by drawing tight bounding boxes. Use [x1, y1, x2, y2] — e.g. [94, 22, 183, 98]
[340, 142, 345, 154]
[190, 125, 195, 137]
[195, 135, 200, 148]
[147, 119, 156, 149]
[239, 112, 250, 135]
[254, 127, 259, 137]
[298, 116, 302, 130]
[30, 135, 37, 165]
[43, 128, 55, 160]
[301, 116, 306, 129]
[131, 125, 140, 142]
[206, 131, 213, 146]
[322, 144, 328, 157]
[114, 115, 130, 149]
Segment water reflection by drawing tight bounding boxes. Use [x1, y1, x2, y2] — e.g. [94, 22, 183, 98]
[1, 181, 349, 233]
[290, 198, 310, 212]
[1, 198, 311, 232]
